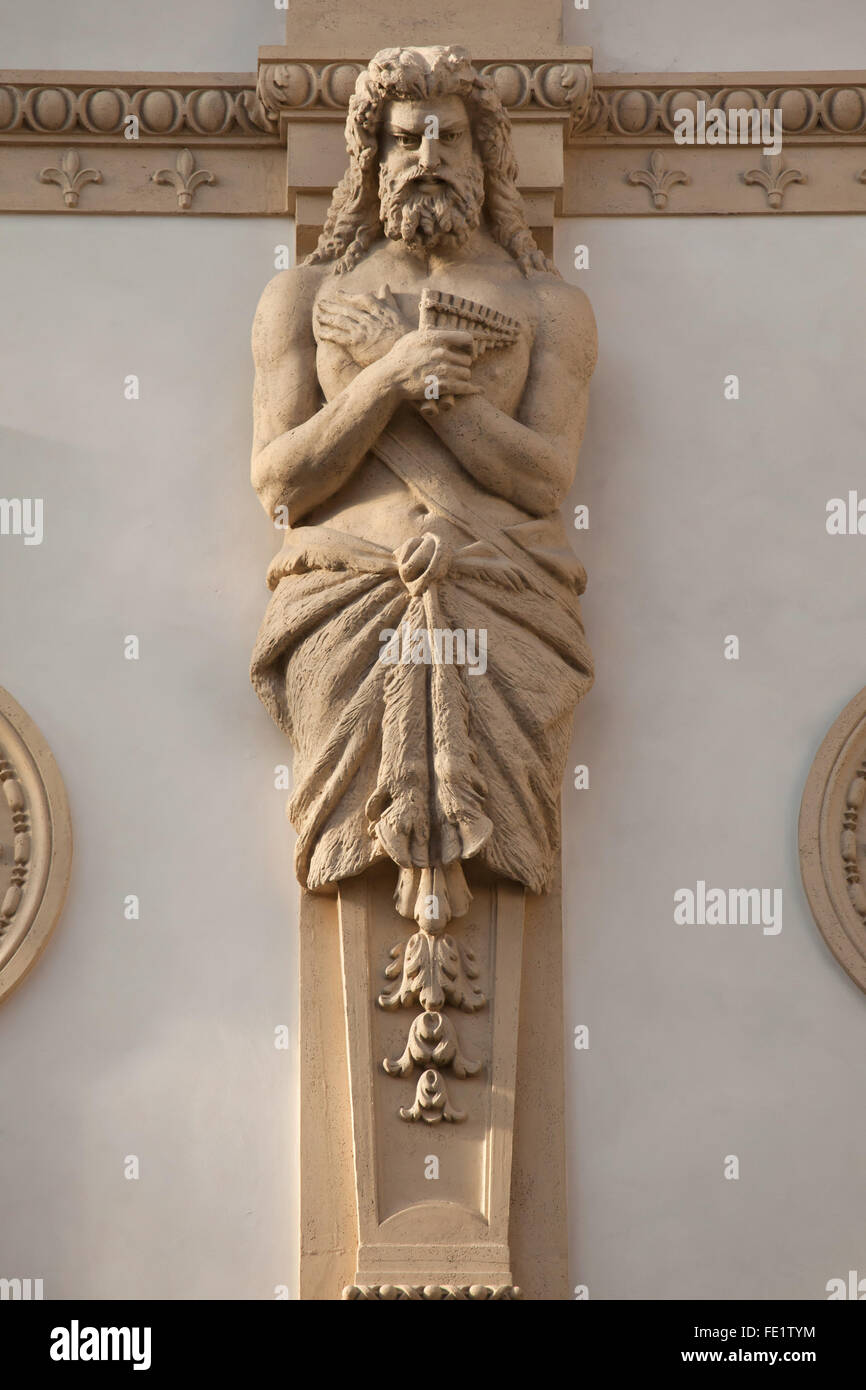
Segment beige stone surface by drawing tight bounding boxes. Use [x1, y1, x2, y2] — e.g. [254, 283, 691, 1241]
[0, 687, 72, 1005]
[280, 0, 566, 59]
[340, 867, 522, 1288]
[298, 887, 357, 1300]
[510, 865, 569, 1301]
[248, 43, 595, 1298]
[800, 683, 866, 996]
[4, 67, 866, 217]
[297, 863, 569, 1299]
[249, 46, 596, 911]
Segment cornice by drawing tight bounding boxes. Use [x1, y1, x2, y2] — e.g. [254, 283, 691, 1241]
[0, 72, 275, 143]
[576, 72, 866, 144]
[5, 68, 866, 144]
[2, 64, 866, 216]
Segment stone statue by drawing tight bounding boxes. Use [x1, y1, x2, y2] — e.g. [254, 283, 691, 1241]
[250, 44, 596, 932]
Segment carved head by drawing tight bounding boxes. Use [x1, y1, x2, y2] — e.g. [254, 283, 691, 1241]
[305, 45, 555, 277]
[377, 90, 484, 255]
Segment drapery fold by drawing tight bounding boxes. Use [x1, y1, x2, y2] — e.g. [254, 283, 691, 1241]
[251, 511, 593, 911]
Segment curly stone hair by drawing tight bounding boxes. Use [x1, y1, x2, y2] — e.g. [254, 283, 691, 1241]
[304, 45, 557, 278]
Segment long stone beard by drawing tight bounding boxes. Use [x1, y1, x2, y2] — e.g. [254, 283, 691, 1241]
[378, 157, 485, 253]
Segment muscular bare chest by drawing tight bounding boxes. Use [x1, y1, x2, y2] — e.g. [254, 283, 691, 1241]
[313, 248, 537, 416]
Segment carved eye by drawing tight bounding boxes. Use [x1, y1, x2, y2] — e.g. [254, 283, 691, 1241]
[396, 133, 420, 149]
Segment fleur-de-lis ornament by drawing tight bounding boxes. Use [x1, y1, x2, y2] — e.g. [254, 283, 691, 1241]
[744, 152, 806, 209]
[627, 149, 690, 210]
[151, 148, 215, 211]
[39, 149, 102, 208]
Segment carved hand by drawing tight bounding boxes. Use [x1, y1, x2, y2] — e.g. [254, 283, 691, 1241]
[376, 328, 480, 404]
[313, 283, 413, 368]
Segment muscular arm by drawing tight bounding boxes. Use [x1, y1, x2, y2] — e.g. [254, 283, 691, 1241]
[250, 269, 403, 523]
[420, 279, 598, 516]
[251, 269, 477, 523]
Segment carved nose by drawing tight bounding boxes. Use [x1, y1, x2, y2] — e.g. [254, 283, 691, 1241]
[418, 139, 441, 172]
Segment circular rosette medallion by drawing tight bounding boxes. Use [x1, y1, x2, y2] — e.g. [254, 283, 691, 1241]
[0, 687, 72, 1002]
[800, 684, 866, 995]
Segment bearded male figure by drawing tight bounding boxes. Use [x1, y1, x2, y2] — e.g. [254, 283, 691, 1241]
[250, 45, 596, 928]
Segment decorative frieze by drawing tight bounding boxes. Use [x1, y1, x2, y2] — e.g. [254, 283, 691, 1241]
[3, 66, 866, 217]
[0, 73, 273, 140]
[5, 70, 866, 145]
[575, 75, 866, 144]
[257, 55, 592, 128]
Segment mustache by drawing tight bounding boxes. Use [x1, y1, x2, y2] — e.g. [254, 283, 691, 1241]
[386, 166, 463, 196]
[378, 149, 486, 208]
[377, 154, 485, 251]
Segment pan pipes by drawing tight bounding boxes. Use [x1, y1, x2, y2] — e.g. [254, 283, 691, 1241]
[417, 288, 522, 417]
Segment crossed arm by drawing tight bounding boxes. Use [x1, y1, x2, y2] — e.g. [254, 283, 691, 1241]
[422, 281, 598, 514]
[250, 267, 597, 523]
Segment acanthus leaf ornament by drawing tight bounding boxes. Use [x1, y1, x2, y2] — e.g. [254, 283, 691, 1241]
[38, 148, 102, 207]
[379, 918, 485, 1123]
[383, 1009, 481, 1079]
[626, 148, 690, 209]
[399, 1067, 466, 1125]
[151, 147, 215, 210]
[378, 925, 485, 1013]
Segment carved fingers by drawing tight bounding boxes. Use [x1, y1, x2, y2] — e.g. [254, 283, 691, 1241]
[312, 281, 411, 367]
[386, 328, 481, 405]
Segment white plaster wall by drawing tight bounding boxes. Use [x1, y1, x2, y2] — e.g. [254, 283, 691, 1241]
[1, 0, 865, 1302]
[568, 0, 866, 73]
[0, 0, 284, 70]
[2, 0, 861, 77]
[0, 216, 300, 1298]
[559, 215, 866, 1299]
